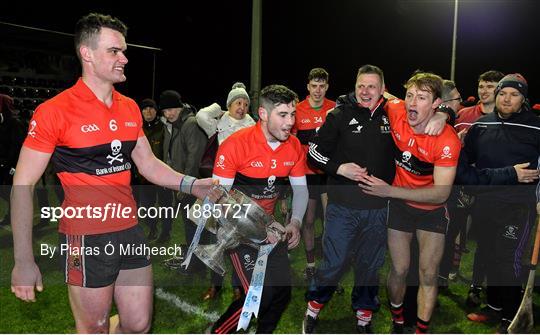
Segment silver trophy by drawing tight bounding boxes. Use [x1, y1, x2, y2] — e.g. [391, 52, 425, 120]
[193, 186, 280, 276]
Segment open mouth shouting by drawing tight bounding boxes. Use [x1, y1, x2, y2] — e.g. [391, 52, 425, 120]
[408, 109, 418, 122]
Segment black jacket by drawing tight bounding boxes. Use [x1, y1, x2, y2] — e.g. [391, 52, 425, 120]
[133, 117, 166, 185]
[143, 117, 165, 161]
[163, 103, 208, 177]
[457, 107, 540, 203]
[308, 93, 396, 209]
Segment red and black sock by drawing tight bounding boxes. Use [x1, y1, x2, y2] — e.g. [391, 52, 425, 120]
[415, 317, 430, 334]
[390, 303, 404, 325]
[306, 300, 324, 319]
[356, 309, 373, 326]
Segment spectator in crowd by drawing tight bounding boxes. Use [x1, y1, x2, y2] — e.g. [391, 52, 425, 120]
[455, 70, 505, 134]
[196, 82, 254, 145]
[196, 82, 255, 178]
[161, 90, 208, 245]
[195, 82, 254, 300]
[455, 70, 505, 307]
[439, 79, 468, 285]
[133, 98, 173, 240]
[458, 73, 540, 333]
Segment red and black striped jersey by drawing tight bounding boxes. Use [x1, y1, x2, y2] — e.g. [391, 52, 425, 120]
[23, 79, 144, 235]
[385, 99, 461, 210]
[213, 122, 306, 214]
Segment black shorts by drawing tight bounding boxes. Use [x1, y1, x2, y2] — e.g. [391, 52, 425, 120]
[59, 224, 151, 288]
[306, 174, 327, 200]
[387, 200, 448, 234]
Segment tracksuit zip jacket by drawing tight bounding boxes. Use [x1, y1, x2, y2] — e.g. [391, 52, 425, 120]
[308, 93, 396, 209]
[457, 108, 540, 204]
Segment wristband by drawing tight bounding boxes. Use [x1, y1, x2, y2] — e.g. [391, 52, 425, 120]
[179, 175, 196, 195]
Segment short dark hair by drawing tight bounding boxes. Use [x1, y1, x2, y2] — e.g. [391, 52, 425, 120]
[74, 13, 128, 60]
[479, 70, 504, 83]
[259, 85, 298, 113]
[404, 72, 443, 100]
[308, 68, 329, 83]
[356, 64, 385, 87]
[441, 80, 457, 100]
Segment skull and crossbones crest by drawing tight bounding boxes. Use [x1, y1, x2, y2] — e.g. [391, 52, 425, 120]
[402, 151, 412, 163]
[263, 175, 276, 194]
[503, 225, 518, 240]
[441, 146, 452, 159]
[107, 139, 124, 165]
[243, 254, 255, 270]
[216, 155, 226, 169]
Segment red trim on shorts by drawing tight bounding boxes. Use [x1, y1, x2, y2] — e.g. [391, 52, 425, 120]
[230, 251, 249, 292]
[215, 308, 242, 334]
[65, 235, 85, 286]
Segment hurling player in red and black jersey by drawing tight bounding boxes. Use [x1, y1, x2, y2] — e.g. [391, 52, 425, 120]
[360, 73, 461, 334]
[10, 13, 214, 333]
[209, 85, 308, 334]
[292, 67, 335, 280]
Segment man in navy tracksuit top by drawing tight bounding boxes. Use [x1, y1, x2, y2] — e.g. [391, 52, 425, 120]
[457, 74, 540, 333]
[302, 65, 396, 333]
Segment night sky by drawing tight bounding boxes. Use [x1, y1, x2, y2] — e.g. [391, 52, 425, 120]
[1, 0, 538, 109]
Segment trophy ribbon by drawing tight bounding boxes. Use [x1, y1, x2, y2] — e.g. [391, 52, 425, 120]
[181, 197, 212, 269]
[237, 243, 276, 331]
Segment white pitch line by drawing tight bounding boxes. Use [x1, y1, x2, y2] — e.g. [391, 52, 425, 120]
[155, 287, 221, 322]
[155, 288, 256, 333]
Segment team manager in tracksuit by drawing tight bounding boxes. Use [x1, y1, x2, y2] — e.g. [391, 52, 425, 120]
[303, 65, 396, 331]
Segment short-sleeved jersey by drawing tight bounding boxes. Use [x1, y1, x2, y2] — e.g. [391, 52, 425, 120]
[385, 99, 461, 210]
[455, 103, 485, 132]
[23, 78, 144, 235]
[292, 97, 335, 174]
[213, 122, 306, 214]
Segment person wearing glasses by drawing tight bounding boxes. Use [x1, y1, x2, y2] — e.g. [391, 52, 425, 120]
[441, 80, 462, 114]
[438, 80, 470, 285]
